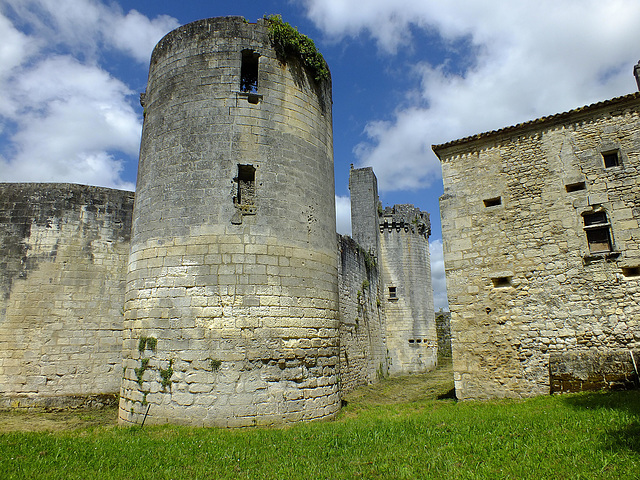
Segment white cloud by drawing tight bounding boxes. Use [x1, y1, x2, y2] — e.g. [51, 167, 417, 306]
[2, 0, 178, 63]
[335, 195, 352, 235]
[429, 239, 448, 311]
[1, 55, 139, 190]
[0, 1, 179, 189]
[106, 9, 180, 63]
[301, 0, 640, 192]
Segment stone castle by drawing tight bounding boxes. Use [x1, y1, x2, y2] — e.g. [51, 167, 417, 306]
[0, 17, 436, 426]
[434, 84, 640, 399]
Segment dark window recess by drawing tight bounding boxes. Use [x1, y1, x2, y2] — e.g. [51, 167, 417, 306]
[408, 339, 415, 344]
[602, 150, 620, 168]
[622, 266, 640, 277]
[565, 182, 586, 192]
[235, 164, 256, 206]
[483, 197, 502, 207]
[388, 286, 397, 299]
[491, 276, 512, 288]
[583, 211, 612, 254]
[240, 50, 259, 93]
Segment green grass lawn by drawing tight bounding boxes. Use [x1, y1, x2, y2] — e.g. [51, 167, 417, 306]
[1, 363, 638, 479]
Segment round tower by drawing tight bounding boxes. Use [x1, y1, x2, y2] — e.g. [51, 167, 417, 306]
[119, 17, 338, 427]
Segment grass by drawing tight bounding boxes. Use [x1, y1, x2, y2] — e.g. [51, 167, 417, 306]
[1, 360, 638, 479]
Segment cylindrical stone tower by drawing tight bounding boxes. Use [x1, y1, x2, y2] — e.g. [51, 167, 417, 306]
[119, 17, 338, 427]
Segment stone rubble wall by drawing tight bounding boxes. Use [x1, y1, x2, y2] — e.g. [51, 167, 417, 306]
[337, 235, 387, 393]
[0, 183, 134, 407]
[435, 311, 452, 358]
[437, 95, 640, 399]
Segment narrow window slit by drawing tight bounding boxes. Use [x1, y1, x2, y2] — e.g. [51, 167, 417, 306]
[483, 197, 502, 207]
[565, 182, 586, 192]
[491, 276, 512, 288]
[621, 267, 640, 277]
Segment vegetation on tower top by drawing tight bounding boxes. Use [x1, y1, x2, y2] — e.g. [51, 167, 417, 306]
[265, 14, 329, 83]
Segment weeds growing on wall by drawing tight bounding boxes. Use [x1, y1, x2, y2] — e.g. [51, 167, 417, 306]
[266, 15, 329, 83]
[160, 360, 174, 390]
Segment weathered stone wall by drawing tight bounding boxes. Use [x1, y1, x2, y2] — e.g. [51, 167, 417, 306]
[379, 205, 437, 374]
[120, 17, 339, 427]
[0, 183, 133, 406]
[436, 310, 452, 358]
[436, 93, 640, 399]
[338, 235, 387, 392]
[349, 167, 380, 258]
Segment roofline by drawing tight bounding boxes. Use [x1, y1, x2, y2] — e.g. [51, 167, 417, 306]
[432, 92, 640, 158]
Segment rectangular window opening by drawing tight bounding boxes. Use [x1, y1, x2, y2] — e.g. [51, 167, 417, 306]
[491, 276, 512, 288]
[602, 150, 620, 168]
[565, 182, 586, 193]
[235, 164, 256, 206]
[240, 50, 259, 93]
[483, 197, 502, 207]
[408, 339, 415, 344]
[388, 286, 397, 299]
[622, 266, 640, 277]
[583, 211, 612, 254]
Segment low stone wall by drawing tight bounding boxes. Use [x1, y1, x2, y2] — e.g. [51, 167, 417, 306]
[550, 350, 640, 393]
[338, 235, 387, 393]
[0, 183, 134, 407]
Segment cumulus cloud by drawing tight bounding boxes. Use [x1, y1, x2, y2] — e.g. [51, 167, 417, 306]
[335, 194, 352, 235]
[0, 1, 178, 189]
[1, 55, 140, 189]
[301, 0, 640, 191]
[429, 239, 448, 311]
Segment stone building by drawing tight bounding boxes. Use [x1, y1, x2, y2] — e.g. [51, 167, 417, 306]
[434, 91, 640, 400]
[0, 16, 437, 425]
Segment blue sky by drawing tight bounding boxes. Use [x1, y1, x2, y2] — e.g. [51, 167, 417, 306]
[2, 0, 640, 309]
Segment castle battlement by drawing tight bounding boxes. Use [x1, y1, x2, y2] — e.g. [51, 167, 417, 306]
[380, 204, 430, 238]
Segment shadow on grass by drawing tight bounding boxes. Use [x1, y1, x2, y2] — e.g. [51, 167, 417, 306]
[562, 389, 640, 454]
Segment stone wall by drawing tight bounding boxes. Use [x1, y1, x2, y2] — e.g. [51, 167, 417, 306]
[435, 93, 640, 399]
[338, 235, 387, 392]
[0, 183, 134, 406]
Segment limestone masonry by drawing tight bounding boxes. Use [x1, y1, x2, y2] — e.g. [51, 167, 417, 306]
[0, 17, 437, 424]
[434, 91, 640, 400]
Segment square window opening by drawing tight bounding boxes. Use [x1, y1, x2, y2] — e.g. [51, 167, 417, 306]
[602, 150, 620, 168]
[583, 211, 612, 254]
[483, 197, 502, 207]
[491, 276, 512, 288]
[240, 50, 259, 93]
[565, 182, 586, 193]
[388, 286, 397, 299]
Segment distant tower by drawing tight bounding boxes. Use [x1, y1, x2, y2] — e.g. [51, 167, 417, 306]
[379, 205, 437, 374]
[349, 168, 437, 375]
[120, 17, 338, 427]
[349, 166, 380, 259]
